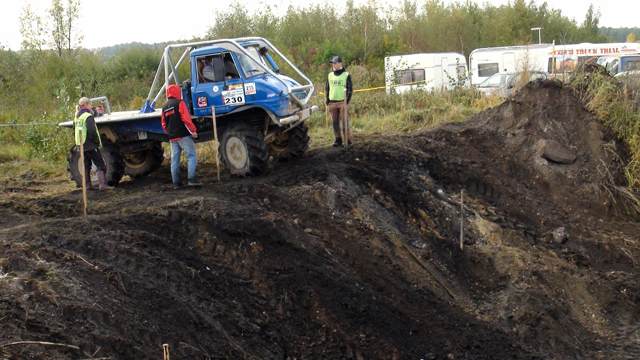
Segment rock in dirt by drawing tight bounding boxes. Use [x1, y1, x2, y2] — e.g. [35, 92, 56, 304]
[535, 139, 576, 164]
[552, 226, 569, 244]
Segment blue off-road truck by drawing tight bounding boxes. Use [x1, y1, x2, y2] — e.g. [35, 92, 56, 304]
[60, 37, 318, 186]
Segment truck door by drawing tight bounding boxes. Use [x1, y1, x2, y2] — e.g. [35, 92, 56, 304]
[503, 52, 516, 72]
[192, 52, 244, 117]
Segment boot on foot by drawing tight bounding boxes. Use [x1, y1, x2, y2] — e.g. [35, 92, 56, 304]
[97, 170, 114, 190]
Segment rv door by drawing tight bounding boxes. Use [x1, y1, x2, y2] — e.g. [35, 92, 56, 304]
[503, 52, 516, 72]
[441, 57, 450, 88]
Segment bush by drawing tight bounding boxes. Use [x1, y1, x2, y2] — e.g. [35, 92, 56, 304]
[24, 83, 74, 163]
[571, 67, 640, 191]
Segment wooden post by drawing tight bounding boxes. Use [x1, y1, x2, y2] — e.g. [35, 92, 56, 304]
[162, 344, 170, 360]
[325, 102, 329, 128]
[79, 128, 87, 217]
[460, 189, 464, 250]
[343, 88, 349, 150]
[211, 106, 220, 181]
[552, 40, 556, 78]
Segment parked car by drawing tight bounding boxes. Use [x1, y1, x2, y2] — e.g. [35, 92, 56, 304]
[476, 71, 551, 97]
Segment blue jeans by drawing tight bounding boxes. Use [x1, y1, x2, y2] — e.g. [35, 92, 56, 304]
[170, 136, 197, 184]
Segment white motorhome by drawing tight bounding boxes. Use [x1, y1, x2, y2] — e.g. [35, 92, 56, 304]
[469, 42, 640, 85]
[384, 53, 469, 94]
[468, 44, 550, 86]
[551, 43, 640, 75]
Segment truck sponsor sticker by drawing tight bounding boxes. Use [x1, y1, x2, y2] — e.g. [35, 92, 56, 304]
[244, 82, 256, 95]
[197, 96, 208, 108]
[222, 88, 245, 106]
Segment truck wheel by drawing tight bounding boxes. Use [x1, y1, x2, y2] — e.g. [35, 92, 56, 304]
[220, 123, 269, 177]
[67, 140, 125, 187]
[269, 123, 310, 161]
[123, 142, 164, 178]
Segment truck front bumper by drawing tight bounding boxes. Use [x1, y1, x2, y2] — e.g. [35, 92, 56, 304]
[279, 105, 319, 125]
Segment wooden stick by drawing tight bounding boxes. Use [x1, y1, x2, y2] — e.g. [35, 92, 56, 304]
[552, 40, 556, 78]
[343, 89, 349, 150]
[460, 189, 464, 250]
[163, 344, 170, 360]
[79, 128, 87, 217]
[0, 341, 79, 351]
[211, 106, 220, 181]
[325, 102, 329, 128]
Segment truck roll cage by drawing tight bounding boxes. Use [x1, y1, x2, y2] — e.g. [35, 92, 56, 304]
[140, 37, 315, 113]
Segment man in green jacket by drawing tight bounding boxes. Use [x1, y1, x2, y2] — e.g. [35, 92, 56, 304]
[325, 56, 353, 147]
[74, 97, 113, 190]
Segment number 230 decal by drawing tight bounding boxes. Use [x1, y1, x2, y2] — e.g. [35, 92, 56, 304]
[222, 88, 245, 106]
[225, 95, 244, 104]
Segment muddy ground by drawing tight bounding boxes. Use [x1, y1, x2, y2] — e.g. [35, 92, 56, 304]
[1, 80, 640, 359]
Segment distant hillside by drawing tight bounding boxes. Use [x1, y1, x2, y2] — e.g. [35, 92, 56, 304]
[600, 27, 640, 42]
[97, 42, 165, 57]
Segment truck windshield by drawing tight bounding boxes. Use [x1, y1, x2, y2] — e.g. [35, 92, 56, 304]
[597, 56, 618, 75]
[238, 46, 266, 78]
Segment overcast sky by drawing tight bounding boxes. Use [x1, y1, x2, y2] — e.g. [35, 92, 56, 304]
[2, 0, 638, 51]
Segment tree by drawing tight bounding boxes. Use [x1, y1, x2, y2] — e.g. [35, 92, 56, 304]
[579, 4, 606, 43]
[627, 33, 638, 43]
[48, 0, 83, 57]
[19, 4, 47, 52]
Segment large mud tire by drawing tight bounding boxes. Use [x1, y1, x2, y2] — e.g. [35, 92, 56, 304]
[220, 123, 269, 177]
[123, 142, 164, 178]
[269, 123, 310, 161]
[67, 139, 125, 187]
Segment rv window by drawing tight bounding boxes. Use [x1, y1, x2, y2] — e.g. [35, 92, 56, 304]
[478, 63, 499, 77]
[394, 69, 425, 85]
[551, 57, 577, 74]
[457, 66, 466, 77]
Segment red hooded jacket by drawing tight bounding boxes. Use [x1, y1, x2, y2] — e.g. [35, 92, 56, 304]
[161, 84, 197, 141]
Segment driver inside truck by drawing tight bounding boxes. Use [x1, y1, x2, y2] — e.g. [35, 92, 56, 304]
[201, 56, 236, 82]
[201, 59, 218, 82]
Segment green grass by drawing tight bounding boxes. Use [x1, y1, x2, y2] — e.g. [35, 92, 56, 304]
[571, 70, 640, 191]
[305, 86, 501, 146]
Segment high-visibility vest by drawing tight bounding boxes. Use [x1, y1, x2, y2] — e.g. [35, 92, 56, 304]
[74, 112, 102, 148]
[328, 71, 349, 101]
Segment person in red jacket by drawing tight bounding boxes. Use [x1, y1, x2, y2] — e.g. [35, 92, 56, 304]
[161, 84, 202, 189]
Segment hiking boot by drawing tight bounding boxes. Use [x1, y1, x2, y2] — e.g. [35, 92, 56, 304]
[173, 182, 184, 190]
[332, 138, 343, 147]
[188, 180, 203, 187]
[97, 170, 114, 190]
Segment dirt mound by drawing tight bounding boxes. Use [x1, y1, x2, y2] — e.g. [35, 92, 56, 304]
[418, 79, 629, 224]
[1, 81, 640, 360]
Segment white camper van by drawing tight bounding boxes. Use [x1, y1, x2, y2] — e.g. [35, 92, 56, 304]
[384, 53, 469, 94]
[469, 42, 640, 86]
[551, 43, 640, 75]
[468, 44, 550, 86]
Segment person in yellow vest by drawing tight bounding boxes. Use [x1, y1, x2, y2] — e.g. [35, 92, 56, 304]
[325, 56, 353, 147]
[74, 97, 113, 190]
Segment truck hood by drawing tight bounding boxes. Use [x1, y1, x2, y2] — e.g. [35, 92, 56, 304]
[277, 75, 301, 88]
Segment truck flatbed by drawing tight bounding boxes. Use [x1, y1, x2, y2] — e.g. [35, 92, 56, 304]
[59, 110, 161, 128]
